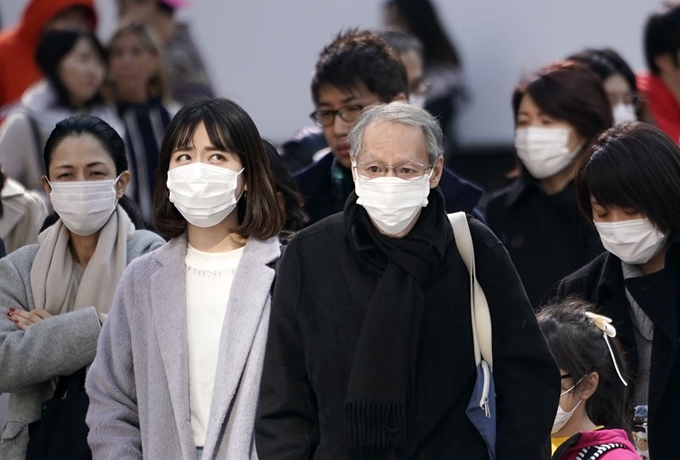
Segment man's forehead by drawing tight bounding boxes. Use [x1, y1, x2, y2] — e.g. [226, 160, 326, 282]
[360, 121, 427, 160]
[316, 83, 378, 106]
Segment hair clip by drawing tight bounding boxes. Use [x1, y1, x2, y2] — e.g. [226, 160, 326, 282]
[585, 312, 627, 387]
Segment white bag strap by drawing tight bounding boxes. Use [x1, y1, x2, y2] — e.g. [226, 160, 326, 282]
[448, 212, 493, 369]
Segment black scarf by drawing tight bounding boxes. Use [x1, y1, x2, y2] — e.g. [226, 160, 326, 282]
[343, 188, 451, 459]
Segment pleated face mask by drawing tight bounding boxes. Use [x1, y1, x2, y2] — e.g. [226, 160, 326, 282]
[48, 176, 121, 236]
[514, 127, 581, 179]
[166, 162, 244, 228]
[594, 219, 666, 264]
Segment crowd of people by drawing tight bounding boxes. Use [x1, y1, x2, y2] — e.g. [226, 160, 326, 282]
[0, 0, 679, 459]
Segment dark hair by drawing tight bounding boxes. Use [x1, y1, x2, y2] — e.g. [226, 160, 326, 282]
[153, 98, 285, 240]
[35, 29, 106, 109]
[107, 22, 168, 102]
[576, 122, 680, 234]
[262, 140, 306, 236]
[311, 29, 408, 104]
[377, 29, 422, 58]
[512, 61, 613, 143]
[644, 2, 680, 74]
[537, 298, 630, 431]
[386, 0, 461, 68]
[40, 115, 144, 231]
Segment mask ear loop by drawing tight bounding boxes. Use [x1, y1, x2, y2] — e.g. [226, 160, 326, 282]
[585, 312, 628, 387]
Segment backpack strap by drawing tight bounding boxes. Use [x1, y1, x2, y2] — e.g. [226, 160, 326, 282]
[575, 442, 628, 460]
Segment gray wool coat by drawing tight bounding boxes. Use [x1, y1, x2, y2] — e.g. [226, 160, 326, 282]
[85, 234, 280, 460]
[0, 230, 164, 460]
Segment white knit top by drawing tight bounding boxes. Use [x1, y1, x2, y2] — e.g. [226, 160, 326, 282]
[185, 243, 244, 447]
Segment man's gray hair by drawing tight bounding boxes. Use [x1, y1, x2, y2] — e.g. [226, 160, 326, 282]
[348, 102, 444, 164]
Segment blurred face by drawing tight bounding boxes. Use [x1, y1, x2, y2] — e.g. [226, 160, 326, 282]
[400, 50, 428, 105]
[58, 38, 105, 108]
[45, 6, 94, 32]
[516, 94, 584, 152]
[316, 84, 382, 169]
[603, 74, 634, 106]
[590, 198, 643, 223]
[168, 122, 246, 194]
[42, 134, 129, 199]
[117, 0, 155, 22]
[109, 32, 159, 99]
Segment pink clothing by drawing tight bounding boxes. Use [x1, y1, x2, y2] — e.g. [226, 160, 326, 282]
[553, 429, 640, 460]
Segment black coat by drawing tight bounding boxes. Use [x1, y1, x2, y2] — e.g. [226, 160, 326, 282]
[256, 213, 559, 459]
[555, 233, 680, 460]
[294, 152, 484, 227]
[486, 176, 603, 308]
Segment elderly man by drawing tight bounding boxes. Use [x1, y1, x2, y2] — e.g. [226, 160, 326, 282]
[256, 102, 559, 459]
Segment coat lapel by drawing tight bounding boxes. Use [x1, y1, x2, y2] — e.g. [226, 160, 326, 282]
[150, 236, 195, 457]
[202, 237, 280, 459]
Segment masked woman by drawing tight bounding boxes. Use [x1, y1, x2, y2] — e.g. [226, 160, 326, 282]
[556, 122, 680, 459]
[0, 115, 164, 458]
[85, 98, 285, 459]
[486, 61, 611, 307]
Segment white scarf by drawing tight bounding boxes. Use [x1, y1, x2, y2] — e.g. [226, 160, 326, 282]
[30, 206, 134, 316]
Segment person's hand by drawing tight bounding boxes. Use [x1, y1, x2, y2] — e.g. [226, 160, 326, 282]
[6, 308, 52, 331]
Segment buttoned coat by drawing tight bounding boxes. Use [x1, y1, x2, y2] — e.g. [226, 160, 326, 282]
[85, 234, 280, 460]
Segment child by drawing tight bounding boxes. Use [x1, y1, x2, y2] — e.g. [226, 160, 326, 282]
[537, 298, 640, 460]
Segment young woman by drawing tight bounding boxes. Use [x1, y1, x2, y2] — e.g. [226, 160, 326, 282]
[0, 115, 164, 459]
[0, 29, 123, 196]
[537, 299, 639, 460]
[86, 98, 285, 459]
[107, 22, 174, 226]
[556, 122, 680, 459]
[486, 61, 611, 308]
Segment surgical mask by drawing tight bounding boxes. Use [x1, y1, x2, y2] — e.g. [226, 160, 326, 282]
[594, 219, 666, 264]
[612, 103, 637, 125]
[551, 376, 586, 434]
[166, 162, 243, 228]
[48, 176, 121, 236]
[354, 172, 431, 236]
[515, 127, 581, 179]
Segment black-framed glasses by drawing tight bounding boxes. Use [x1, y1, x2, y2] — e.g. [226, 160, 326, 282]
[309, 105, 365, 127]
[352, 160, 435, 181]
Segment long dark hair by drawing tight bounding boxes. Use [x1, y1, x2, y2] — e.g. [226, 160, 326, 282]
[262, 140, 306, 235]
[40, 115, 144, 231]
[537, 298, 630, 431]
[386, 0, 462, 68]
[35, 29, 106, 109]
[153, 98, 285, 240]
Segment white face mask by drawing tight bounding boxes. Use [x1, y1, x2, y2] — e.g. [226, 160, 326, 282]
[354, 172, 432, 236]
[515, 127, 581, 179]
[612, 103, 637, 125]
[166, 162, 244, 228]
[48, 176, 121, 236]
[594, 219, 666, 264]
[551, 376, 586, 434]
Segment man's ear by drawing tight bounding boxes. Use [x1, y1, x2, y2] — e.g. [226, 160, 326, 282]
[390, 92, 408, 103]
[429, 156, 444, 189]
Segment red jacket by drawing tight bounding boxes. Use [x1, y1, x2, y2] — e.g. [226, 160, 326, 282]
[553, 429, 640, 460]
[0, 0, 97, 110]
[637, 73, 680, 144]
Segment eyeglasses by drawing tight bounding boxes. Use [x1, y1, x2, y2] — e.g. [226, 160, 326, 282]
[353, 160, 434, 181]
[310, 105, 365, 127]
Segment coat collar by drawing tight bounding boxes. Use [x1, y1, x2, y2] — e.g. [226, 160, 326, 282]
[151, 233, 280, 458]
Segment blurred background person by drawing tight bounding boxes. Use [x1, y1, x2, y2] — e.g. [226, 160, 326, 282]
[263, 140, 307, 238]
[0, 29, 123, 196]
[486, 61, 610, 308]
[0, 0, 97, 112]
[568, 48, 647, 125]
[0, 167, 46, 255]
[295, 30, 481, 227]
[117, 0, 215, 105]
[106, 21, 173, 227]
[557, 122, 680, 460]
[638, 2, 680, 143]
[279, 28, 430, 173]
[383, 0, 467, 152]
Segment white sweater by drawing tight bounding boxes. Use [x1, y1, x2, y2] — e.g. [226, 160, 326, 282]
[185, 244, 244, 447]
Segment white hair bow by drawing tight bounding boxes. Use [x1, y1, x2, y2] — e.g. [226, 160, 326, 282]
[585, 312, 628, 387]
